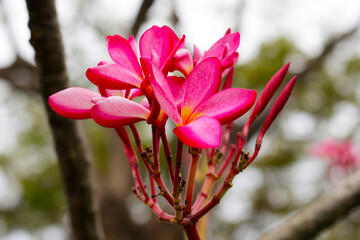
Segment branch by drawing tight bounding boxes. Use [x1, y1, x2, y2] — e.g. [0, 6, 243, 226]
[296, 24, 359, 80]
[130, 0, 155, 36]
[25, 1, 104, 240]
[259, 169, 360, 240]
[0, 56, 39, 92]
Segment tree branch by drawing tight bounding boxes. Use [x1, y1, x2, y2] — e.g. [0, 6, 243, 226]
[0, 56, 39, 92]
[259, 169, 360, 240]
[296, 24, 359, 80]
[130, 0, 155, 36]
[25, 1, 104, 239]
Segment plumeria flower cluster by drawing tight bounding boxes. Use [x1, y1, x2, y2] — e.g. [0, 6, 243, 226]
[311, 139, 360, 179]
[49, 26, 296, 239]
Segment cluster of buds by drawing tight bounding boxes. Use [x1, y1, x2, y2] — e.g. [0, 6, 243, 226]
[48, 26, 296, 239]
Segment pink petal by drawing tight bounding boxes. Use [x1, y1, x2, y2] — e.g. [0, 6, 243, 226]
[49, 87, 100, 119]
[167, 76, 186, 106]
[181, 58, 222, 123]
[86, 64, 142, 89]
[174, 116, 222, 148]
[140, 26, 179, 69]
[90, 96, 149, 127]
[224, 28, 231, 35]
[162, 26, 182, 49]
[161, 35, 186, 74]
[201, 32, 240, 61]
[140, 97, 150, 110]
[107, 35, 143, 77]
[170, 48, 193, 77]
[193, 44, 202, 66]
[104, 88, 144, 100]
[221, 52, 239, 78]
[128, 35, 138, 58]
[189, 88, 257, 125]
[103, 89, 125, 97]
[142, 59, 182, 125]
[128, 89, 143, 99]
[222, 68, 234, 90]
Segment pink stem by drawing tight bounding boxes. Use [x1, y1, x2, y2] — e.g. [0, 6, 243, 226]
[217, 144, 236, 177]
[129, 124, 153, 174]
[151, 126, 174, 206]
[183, 149, 201, 217]
[160, 129, 175, 182]
[184, 224, 201, 240]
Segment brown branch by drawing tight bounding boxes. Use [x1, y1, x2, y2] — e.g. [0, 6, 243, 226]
[296, 24, 359, 80]
[130, 0, 155, 36]
[0, 56, 39, 92]
[259, 169, 360, 240]
[25, 1, 104, 240]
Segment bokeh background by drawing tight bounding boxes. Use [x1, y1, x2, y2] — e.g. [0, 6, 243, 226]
[1, 0, 360, 239]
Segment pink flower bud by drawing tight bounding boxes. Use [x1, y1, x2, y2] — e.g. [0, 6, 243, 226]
[243, 63, 290, 136]
[256, 76, 297, 145]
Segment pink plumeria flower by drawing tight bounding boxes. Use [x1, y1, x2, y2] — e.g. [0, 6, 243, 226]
[311, 139, 360, 169]
[86, 26, 185, 92]
[49, 85, 148, 127]
[144, 57, 257, 148]
[172, 30, 240, 78]
[49, 87, 101, 119]
[90, 96, 150, 128]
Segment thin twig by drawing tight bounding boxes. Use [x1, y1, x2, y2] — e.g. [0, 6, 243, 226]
[130, 0, 155, 36]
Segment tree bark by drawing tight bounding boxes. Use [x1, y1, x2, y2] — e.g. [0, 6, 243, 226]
[259, 169, 360, 240]
[25, 1, 104, 239]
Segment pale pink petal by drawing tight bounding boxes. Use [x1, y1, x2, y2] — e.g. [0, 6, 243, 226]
[174, 116, 222, 148]
[99, 88, 140, 99]
[189, 88, 257, 125]
[170, 48, 193, 77]
[107, 35, 142, 77]
[181, 58, 222, 123]
[140, 26, 179, 69]
[86, 64, 142, 89]
[201, 32, 240, 61]
[103, 89, 125, 97]
[49, 87, 100, 119]
[128, 89, 143, 99]
[142, 59, 182, 125]
[140, 97, 150, 110]
[90, 96, 149, 127]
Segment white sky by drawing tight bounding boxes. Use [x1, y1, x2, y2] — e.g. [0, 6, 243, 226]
[1, 0, 360, 67]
